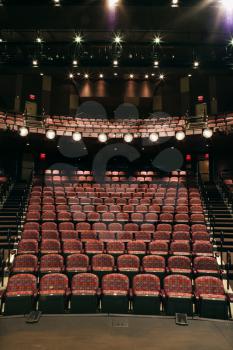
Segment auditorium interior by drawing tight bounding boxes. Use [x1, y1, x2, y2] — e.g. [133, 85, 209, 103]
[1, 1, 233, 349]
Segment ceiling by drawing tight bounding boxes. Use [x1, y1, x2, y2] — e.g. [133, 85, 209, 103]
[0, 1, 233, 76]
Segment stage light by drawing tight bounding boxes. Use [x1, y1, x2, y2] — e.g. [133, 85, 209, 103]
[113, 34, 123, 45]
[145, 74, 149, 79]
[73, 60, 78, 67]
[0, 38, 3, 42]
[74, 34, 83, 44]
[203, 128, 213, 139]
[107, 0, 120, 8]
[46, 130, 56, 140]
[124, 133, 133, 143]
[153, 36, 161, 45]
[219, 0, 233, 11]
[84, 73, 89, 79]
[40, 72, 44, 76]
[32, 59, 38, 67]
[149, 133, 159, 142]
[151, 73, 155, 76]
[129, 74, 134, 79]
[171, 0, 179, 7]
[19, 126, 29, 137]
[69, 73, 74, 79]
[114, 72, 118, 76]
[98, 133, 108, 143]
[188, 74, 192, 77]
[175, 130, 186, 141]
[53, 0, 60, 6]
[113, 59, 118, 67]
[193, 61, 199, 68]
[154, 60, 159, 68]
[72, 132, 82, 141]
[99, 73, 104, 78]
[159, 74, 164, 80]
[36, 37, 43, 43]
[230, 37, 233, 46]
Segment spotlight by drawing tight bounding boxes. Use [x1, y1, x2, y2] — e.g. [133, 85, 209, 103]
[99, 73, 104, 78]
[36, 37, 43, 43]
[107, 0, 119, 8]
[154, 60, 159, 68]
[98, 133, 108, 143]
[129, 74, 134, 79]
[113, 34, 123, 45]
[114, 72, 118, 76]
[145, 74, 149, 79]
[72, 132, 82, 141]
[40, 72, 44, 76]
[153, 36, 161, 45]
[230, 37, 233, 46]
[175, 130, 186, 141]
[171, 0, 179, 7]
[219, 0, 233, 11]
[69, 73, 74, 79]
[73, 60, 78, 67]
[193, 61, 199, 68]
[203, 128, 213, 139]
[113, 59, 118, 67]
[124, 133, 133, 143]
[19, 126, 29, 137]
[159, 74, 164, 80]
[0, 38, 3, 42]
[151, 73, 155, 77]
[84, 74, 89, 79]
[53, 0, 60, 6]
[32, 59, 38, 67]
[149, 133, 159, 142]
[188, 74, 192, 77]
[74, 34, 83, 44]
[46, 130, 56, 140]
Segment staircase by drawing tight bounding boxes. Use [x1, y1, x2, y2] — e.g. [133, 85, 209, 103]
[0, 182, 29, 250]
[202, 183, 233, 279]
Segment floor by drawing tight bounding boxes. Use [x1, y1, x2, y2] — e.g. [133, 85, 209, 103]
[0, 315, 233, 350]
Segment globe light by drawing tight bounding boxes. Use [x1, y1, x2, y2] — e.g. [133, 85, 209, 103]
[149, 133, 159, 142]
[98, 133, 108, 143]
[72, 132, 82, 141]
[46, 130, 56, 140]
[124, 133, 133, 143]
[203, 128, 213, 139]
[175, 130, 186, 141]
[19, 126, 29, 137]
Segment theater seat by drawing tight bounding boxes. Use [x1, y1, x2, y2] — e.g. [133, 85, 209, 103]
[101, 273, 129, 313]
[132, 274, 161, 315]
[70, 273, 99, 313]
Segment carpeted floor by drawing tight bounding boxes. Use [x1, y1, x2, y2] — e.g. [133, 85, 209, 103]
[0, 315, 233, 350]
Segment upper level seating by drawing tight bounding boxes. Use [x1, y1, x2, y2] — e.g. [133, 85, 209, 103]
[4, 170, 229, 319]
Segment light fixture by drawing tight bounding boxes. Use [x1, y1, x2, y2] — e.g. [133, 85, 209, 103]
[73, 60, 78, 67]
[149, 133, 159, 142]
[193, 61, 199, 68]
[188, 74, 192, 77]
[32, 59, 38, 67]
[219, 0, 233, 11]
[113, 59, 118, 67]
[40, 72, 44, 76]
[203, 128, 213, 139]
[19, 126, 29, 137]
[159, 74, 164, 80]
[124, 133, 133, 143]
[113, 34, 123, 45]
[46, 130, 56, 140]
[0, 38, 3, 42]
[72, 131, 82, 141]
[153, 35, 161, 45]
[129, 74, 134, 79]
[171, 0, 179, 7]
[74, 34, 83, 44]
[145, 74, 149, 79]
[151, 73, 155, 76]
[107, 0, 120, 8]
[230, 37, 233, 46]
[69, 73, 74, 79]
[36, 37, 43, 43]
[98, 133, 108, 143]
[53, 0, 60, 6]
[114, 72, 118, 76]
[84, 73, 89, 79]
[99, 73, 104, 78]
[154, 60, 159, 68]
[175, 130, 186, 141]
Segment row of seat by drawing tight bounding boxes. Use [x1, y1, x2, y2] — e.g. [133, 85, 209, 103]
[44, 170, 187, 176]
[12, 253, 220, 277]
[17, 239, 213, 256]
[3, 273, 228, 319]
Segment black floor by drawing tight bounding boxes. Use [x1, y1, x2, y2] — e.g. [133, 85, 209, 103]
[0, 315, 233, 350]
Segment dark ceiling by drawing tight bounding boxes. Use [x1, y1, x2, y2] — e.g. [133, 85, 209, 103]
[0, 1, 233, 75]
